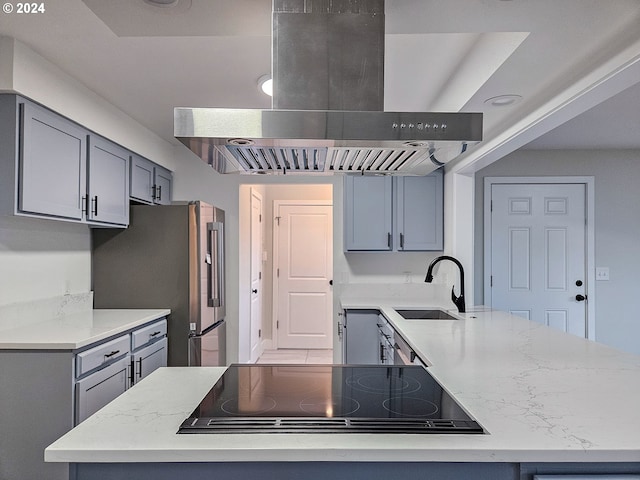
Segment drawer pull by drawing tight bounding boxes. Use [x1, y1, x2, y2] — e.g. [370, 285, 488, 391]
[104, 350, 120, 359]
[150, 331, 162, 337]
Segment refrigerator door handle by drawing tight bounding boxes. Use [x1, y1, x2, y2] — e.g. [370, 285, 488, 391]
[207, 222, 224, 308]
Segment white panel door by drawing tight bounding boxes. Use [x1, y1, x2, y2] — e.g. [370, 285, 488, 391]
[250, 191, 263, 363]
[490, 183, 587, 337]
[277, 204, 333, 349]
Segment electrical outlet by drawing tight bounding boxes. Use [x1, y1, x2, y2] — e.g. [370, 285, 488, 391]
[595, 267, 609, 281]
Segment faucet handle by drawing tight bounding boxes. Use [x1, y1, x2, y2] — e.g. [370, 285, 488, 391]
[451, 286, 466, 313]
[451, 286, 459, 304]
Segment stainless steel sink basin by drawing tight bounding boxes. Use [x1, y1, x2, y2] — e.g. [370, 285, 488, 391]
[394, 309, 457, 320]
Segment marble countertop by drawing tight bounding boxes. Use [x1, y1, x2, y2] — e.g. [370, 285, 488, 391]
[0, 308, 171, 349]
[45, 293, 640, 464]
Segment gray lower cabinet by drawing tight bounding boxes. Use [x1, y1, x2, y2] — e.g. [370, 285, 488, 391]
[343, 171, 444, 252]
[343, 309, 380, 364]
[132, 337, 168, 384]
[75, 356, 130, 424]
[69, 461, 640, 480]
[130, 318, 168, 385]
[0, 316, 167, 480]
[130, 153, 173, 205]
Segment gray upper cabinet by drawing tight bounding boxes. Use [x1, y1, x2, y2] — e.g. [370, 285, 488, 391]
[343, 171, 444, 252]
[130, 154, 155, 204]
[153, 165, 172, 205]
[87, 135, 130, 226]
[0, 95, 131, 227]
[130, 154, 173, 205]
[19, 100, 88, 220]
[344, 175, 393, 251]
[395, 170, 443, 251]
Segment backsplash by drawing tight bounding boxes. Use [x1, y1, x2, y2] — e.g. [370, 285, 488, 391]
[0, 292, 93, 331]
[338, 282, 450, 306]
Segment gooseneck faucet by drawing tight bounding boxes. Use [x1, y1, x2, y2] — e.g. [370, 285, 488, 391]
[425, 255, 466, 313]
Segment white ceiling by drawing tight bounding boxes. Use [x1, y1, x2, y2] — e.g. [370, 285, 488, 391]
[1, 0, 640, 160]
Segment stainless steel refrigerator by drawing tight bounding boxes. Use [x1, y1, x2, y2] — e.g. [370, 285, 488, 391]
[92, 201, 226, 367]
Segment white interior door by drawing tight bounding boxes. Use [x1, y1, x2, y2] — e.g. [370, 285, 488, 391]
[276, 203, 333, 349]
[250, 191, 263, 363]
[489, 183, 587, 337]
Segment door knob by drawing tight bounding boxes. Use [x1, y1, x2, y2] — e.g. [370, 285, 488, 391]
[252, 289, 258, 294]
[575, 294, 586, 302]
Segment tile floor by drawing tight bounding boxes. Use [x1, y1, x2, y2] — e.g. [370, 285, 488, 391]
[256, 349, 334, 364]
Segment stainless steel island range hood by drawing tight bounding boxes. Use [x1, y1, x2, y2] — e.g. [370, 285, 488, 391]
[175, 0, 483, 175]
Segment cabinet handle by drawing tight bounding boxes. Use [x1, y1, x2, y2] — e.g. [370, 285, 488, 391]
[91, 196, 98, 216]
[150, 331, 162, 337]
[380, 343, 385, 363]
[81, 196, 88, 214]
[129, 359, 135, 385]
[151, 185, 157, 200]
[137, 357, 143, 379]
[104, 349, 120, 359]
[337, 321, 343, 340]
[400, 233, 404, 249]
[387, 233, 392, 248]
[157, 185, 162, 201]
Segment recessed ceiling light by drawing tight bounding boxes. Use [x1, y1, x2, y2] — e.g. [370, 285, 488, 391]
[484, 94, 522, 107]
[258, 75, 273, 97]
[144, 0, 180, 6]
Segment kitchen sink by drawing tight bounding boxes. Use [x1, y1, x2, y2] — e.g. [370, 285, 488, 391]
[394, 309, 458, 320]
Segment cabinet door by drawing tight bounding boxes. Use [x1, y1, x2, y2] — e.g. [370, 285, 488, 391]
[132, 337, 167, 385]
[344, 310, 380, 364]
[87, 136, 130, 226]
[344, 175, 393, 251]
[395, 170, 443, 251]
[19, 100, 87, 220]
[153, 166, 172, 205]
[75, 356, 129, 424]
[130, 154, 154, 204]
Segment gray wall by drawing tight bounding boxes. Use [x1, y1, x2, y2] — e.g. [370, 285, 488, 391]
[474, 148, 640, 354]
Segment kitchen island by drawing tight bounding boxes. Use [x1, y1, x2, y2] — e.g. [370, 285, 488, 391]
[45, 297, 640, 479]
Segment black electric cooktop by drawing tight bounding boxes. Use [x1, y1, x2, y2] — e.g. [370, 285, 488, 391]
[178, 365, 483, 434]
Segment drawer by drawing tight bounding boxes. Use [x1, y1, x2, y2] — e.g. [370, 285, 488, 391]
[132, 318, 167, 351]
[75, 356, 130, 424]
[76, 335, 130, 377]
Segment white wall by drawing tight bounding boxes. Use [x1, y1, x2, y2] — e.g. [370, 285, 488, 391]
[0, 38, 177, 307]
[0, 216, 91, 305]
[4, 38, 177, 169]
[474, 148, 640, 354]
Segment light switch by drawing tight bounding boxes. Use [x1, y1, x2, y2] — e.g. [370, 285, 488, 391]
[595, 267, 609, 281]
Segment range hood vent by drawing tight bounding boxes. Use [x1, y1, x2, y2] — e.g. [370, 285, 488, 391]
[175, 0, 482, 175]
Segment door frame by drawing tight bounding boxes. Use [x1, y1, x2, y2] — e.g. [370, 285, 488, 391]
[249, 189, 264, 363]
[483, 176, 595, 340]
[271, 199, 333, 350]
